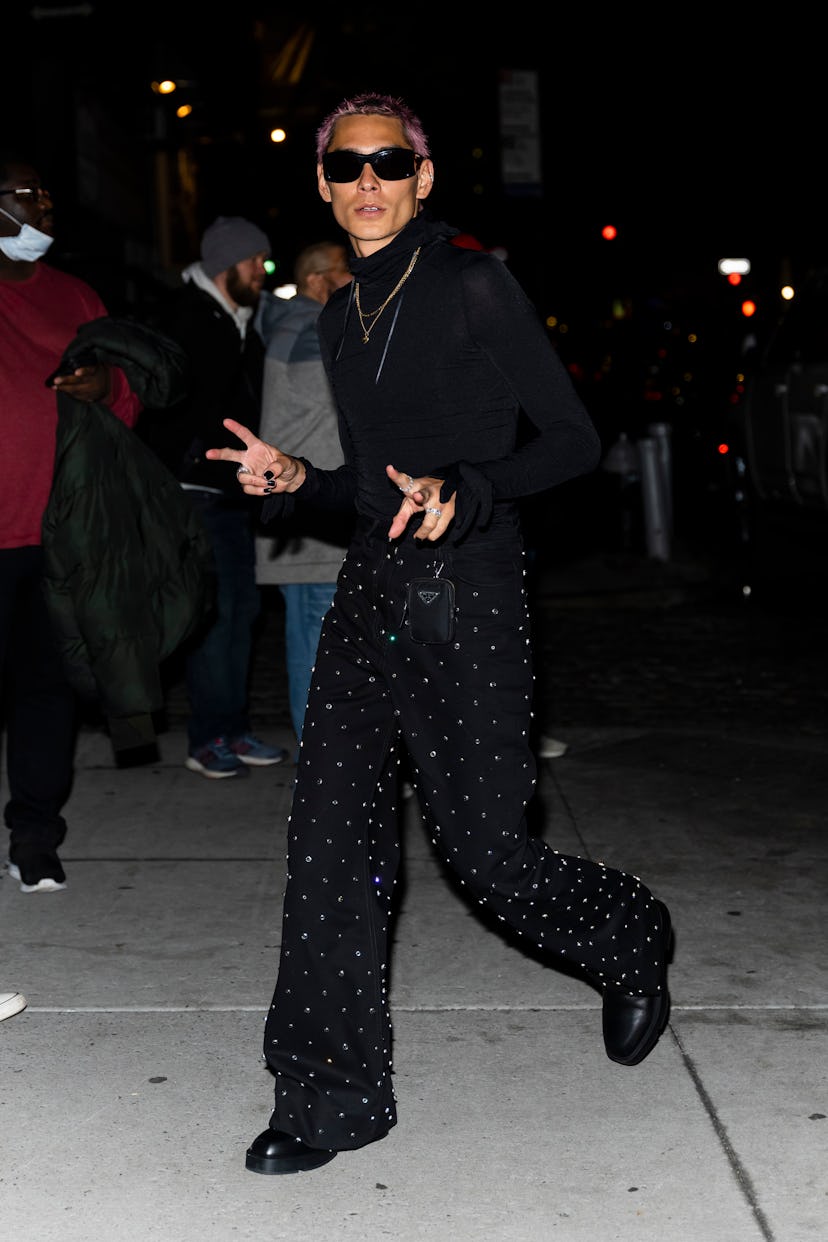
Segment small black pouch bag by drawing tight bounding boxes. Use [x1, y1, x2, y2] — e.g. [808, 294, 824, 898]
[407, 576, 456, 644]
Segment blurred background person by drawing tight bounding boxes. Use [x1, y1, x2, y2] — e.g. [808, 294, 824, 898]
[0, 149, 141, 892]
[138, 216, 288, 779]
[254, 240, 354, 757]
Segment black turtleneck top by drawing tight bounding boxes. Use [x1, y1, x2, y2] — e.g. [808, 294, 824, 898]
[291, 215, 601, 541]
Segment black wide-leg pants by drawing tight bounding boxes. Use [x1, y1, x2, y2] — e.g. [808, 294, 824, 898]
[263, 523, 662, 1151]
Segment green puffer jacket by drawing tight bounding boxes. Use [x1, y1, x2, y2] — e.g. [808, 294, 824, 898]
[41, 316, 216, 752]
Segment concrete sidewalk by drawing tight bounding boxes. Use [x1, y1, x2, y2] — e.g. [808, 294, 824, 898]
[1, 573, 826, 1241]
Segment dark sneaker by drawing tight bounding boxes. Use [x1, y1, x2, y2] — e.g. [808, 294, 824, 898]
[228, 734, 288, 767]
[185, 737, 249, 779]
[7, 849, 67, 893]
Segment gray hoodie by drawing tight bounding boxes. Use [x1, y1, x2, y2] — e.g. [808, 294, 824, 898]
[253, 290, 351, 584]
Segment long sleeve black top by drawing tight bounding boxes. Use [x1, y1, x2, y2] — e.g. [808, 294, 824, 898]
[278, 214, 601, 541]
[137, 281, 264, 498]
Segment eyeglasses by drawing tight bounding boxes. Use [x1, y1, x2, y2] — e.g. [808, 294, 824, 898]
[0, 187, 50, 202]
[322, 147, 422, 184]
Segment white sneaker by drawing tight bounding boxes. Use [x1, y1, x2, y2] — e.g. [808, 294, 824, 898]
[538, 735, 568, 759]
[6, 860, 66, 893]
[0, 992, 27, 1022]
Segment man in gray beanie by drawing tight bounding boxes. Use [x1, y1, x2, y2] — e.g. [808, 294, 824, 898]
[201, 215, 271, 280]
[137, 216, 287, 778]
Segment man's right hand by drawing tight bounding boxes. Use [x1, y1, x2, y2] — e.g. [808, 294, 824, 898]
[206, 418, 306, 494]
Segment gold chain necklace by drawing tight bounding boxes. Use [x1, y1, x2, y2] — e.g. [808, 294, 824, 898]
[354, 247, 421, 344]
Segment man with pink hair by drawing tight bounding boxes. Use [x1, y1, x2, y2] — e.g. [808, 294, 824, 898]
[210, 92, 673, 1175]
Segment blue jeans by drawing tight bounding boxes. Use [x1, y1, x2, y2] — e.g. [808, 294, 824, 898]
[279, 582, 337, 743]
[184, 492, 261, 750]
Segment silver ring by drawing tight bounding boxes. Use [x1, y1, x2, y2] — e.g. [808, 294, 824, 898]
[236, 465, 252, 479]
[425, 507, 442, 517]
[401, 474, 415, 493]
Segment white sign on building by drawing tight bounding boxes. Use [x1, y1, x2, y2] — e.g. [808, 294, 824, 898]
[498, 69, 542, 197]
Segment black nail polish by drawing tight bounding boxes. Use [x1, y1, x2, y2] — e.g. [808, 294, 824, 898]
[264, 470, 275, 480]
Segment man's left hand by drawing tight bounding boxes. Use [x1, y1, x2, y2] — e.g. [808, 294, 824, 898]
[386, 465, 455, 542]
[51, 363, 112, 404]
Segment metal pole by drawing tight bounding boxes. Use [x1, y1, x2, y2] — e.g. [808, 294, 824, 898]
[647, 421, 673, 535]
[639, 437, 671, 561]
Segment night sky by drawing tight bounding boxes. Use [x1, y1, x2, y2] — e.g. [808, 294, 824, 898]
[7, 8, 822, 262]
[4, 5, 825, 416]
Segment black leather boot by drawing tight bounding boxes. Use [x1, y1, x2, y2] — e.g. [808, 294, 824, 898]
[602, 899, 673, 1066]
[245, 1127, 337, 1174]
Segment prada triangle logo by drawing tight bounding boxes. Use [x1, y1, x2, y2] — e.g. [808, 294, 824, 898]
[416, 589, 440, 606]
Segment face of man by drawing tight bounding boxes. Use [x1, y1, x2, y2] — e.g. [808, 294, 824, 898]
[316, 114, 433, 258]
[0, 161, 54, 240]
[224, 252, 268, 308]
[317, 246, 352, 298]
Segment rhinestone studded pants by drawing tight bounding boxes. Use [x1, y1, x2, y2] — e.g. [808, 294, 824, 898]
[263, 523, 663, 1151]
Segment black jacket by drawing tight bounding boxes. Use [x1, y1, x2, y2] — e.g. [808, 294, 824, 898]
[136, 280, 264, 499]
[41, 316, 216, 752]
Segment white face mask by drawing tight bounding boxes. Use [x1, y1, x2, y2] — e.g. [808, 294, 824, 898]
[0, 205, 54, 261]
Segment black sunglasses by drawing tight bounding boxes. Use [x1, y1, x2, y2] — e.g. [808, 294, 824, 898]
[322, 147, 423, 184]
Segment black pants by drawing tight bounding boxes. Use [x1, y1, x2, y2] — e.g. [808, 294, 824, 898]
[262, 521, 662, 1151]
[0, 546, 77, 853]
[182, 491, 259, 750]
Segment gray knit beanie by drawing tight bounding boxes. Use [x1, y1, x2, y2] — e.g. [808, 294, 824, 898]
[200, 216, 271, 278]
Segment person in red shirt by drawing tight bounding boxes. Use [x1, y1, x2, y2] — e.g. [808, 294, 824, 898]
[0, 151, 140, 894]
